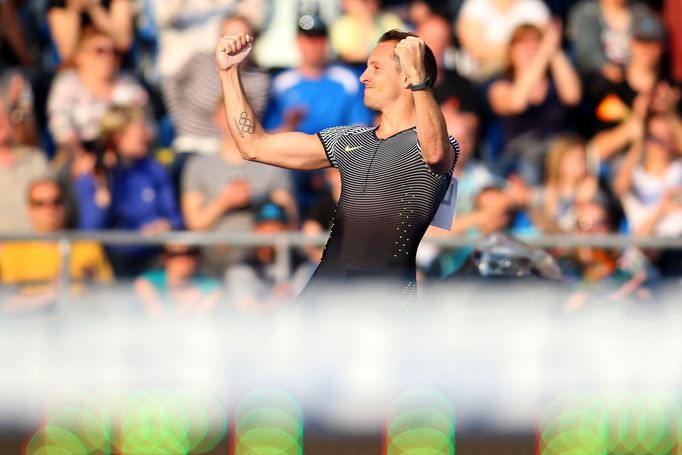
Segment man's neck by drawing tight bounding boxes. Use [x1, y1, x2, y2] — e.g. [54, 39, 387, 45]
[375, 103, 416, 138]
[298, 63, 325, 78]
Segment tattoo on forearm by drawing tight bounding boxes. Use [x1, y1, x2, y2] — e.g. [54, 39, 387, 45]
[233, 111, 255, 137]
[232, 117, 244, 138]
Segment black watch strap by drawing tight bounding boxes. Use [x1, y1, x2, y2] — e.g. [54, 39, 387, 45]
[409, 76, 432, 91]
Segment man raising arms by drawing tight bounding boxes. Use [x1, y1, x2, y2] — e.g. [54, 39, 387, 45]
[215, 29, 459, 309]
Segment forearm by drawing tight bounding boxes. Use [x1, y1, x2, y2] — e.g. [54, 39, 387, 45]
[184, 198, 230, 231]
[591, 121, 635, 161]
[47, 10, 81, 61]
[551, 52, 582, 106]
[87, 0, 133, 51]
[509, 49, 554, 109]
[613, 140, 642, 197]
[219, 68, 266, 161]
[413, 89, 453, 173]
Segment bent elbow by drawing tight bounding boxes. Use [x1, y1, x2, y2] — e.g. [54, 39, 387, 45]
[237, 146, 257, 161]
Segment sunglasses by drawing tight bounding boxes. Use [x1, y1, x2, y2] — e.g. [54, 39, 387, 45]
[29, 198, 64, 208]
[89, 46, 119, 57]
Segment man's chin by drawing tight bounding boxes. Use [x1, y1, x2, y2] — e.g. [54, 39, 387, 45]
[363, 97, 379, 111]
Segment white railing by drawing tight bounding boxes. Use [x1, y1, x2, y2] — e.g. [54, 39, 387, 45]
[1, 231, 681, 308]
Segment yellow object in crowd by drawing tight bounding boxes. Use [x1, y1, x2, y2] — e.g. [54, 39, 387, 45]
[0, 241, 113, 285]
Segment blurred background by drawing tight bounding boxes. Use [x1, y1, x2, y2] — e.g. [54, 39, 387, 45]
[1, 0, 681, 453]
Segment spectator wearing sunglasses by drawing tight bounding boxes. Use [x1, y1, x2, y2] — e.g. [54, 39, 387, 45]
[0, 97, 49, 232]
[46, 0, 134, 65]
[0, 178, 112, 313]
[47, 27, 148, 167]
[134, 244, 223, 318]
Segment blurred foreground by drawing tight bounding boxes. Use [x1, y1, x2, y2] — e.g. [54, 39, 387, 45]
[1, 278, 682, 454]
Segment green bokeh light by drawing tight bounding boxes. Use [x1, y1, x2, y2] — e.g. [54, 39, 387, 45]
[539, 392, 680, 455]
[234, 388, 303, 455]
[385, 389, 455, 455]
[27, 388, 228, 455]
[26, 426, 88, 455]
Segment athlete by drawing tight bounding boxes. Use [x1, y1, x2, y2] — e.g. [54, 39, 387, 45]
[215, 29, 459, 308]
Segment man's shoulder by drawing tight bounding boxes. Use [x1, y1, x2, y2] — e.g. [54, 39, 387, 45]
[320, 124, 374, 138]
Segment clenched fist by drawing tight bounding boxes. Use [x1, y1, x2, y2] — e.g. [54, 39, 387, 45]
[393, 36, 427, 88]
[216, 33, 254, 71]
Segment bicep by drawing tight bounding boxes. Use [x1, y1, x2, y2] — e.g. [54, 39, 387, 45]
[258, 132, 331, 170]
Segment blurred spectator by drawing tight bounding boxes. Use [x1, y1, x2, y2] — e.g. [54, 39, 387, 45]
[330, 0, 405, 66]
[664, 0, 682, 84]
[47, 27, 148, 164]
[416, 14, 482, 119]
[0, 97, 49, 232]
[559, 199, 655, 311]
[568, 0, 655, 82]
[46, 0, 134, 64]
[408, 0, 436, 28]
[162, 14, 271, 156]
[0, 0, 34, 68]
[531, 134, 601, 232]
[418, 107, 501, 277]
[263, 13, 373, 213]
[407, 0, 451, 28]
[295, 167, 342, 285]
[152, 0, 267, 80]
[0, 178, 112, 314]
[74, 105, 182, 277]
[181, 100, 296, 275]
[134, 244, 223, 318]
[589, 13, 681, 162]
[0, 71, 39, 147]
[615, 113, 682, 237]
[455, 0, 550, 81]
[488, 22, 582, 184]
[225, 202, 304, 314]
[438, 104, 497, 233]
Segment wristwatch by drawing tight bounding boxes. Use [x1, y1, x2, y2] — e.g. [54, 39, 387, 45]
[409, 76, 432, 91]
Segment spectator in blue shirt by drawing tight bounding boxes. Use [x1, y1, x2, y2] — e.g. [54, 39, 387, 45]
[262, 13, 374, 213]
[73, 105, 183, 277]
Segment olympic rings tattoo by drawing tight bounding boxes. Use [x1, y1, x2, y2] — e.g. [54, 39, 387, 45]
[239, 112, 255, 134]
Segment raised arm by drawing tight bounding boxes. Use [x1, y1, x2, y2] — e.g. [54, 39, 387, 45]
[394, 36, 455, 174]
[215, 33, 331, 170]
[489, 22, 562, 116]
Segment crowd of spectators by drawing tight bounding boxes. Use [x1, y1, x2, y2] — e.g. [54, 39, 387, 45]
[0, 0, 680, 313]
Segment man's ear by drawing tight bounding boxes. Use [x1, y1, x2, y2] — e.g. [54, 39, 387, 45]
[401, 72, 410, 89]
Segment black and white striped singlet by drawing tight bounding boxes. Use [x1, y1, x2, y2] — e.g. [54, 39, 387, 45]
[299, 125, 459, 305]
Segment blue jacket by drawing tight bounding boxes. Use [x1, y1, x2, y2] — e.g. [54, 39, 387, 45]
[75, 156, 183, 231]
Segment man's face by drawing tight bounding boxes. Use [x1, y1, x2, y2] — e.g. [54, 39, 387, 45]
[28, 183, 66, 233]
[297, 34, 328, 68]
[359, 42, 404, 111]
